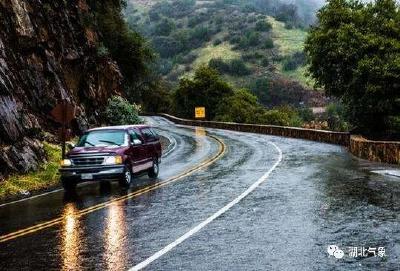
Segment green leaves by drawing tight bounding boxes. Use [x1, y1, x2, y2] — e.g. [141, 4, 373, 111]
[105, 96, 142, 126]
[305, 0, 400, 135]
[173, 66, 234, 119]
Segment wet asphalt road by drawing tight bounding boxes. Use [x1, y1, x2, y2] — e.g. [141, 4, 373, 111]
[0, 116, 399, 270]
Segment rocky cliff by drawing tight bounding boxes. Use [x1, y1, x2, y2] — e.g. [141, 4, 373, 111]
[0, 0, 122, 180]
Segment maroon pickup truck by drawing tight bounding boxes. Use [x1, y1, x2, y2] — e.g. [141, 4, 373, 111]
[59, 125, 162, 192]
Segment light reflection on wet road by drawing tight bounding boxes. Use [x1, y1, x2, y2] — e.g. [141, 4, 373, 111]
[0, 117, 399, 270]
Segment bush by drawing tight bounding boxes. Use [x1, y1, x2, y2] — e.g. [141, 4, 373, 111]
[209, 58, 230, 72]
[188, 26, 212, 47]
[213, 38, 222, 46]
[229, 59, 251, 75]
[152, 36, 183, 58]
[157, 59, 174, 75]
[105, 96, 142, 125]
[261, 58, 269, 67]
[154, 18, 176, 36]
[260, 110, 291, 126]
[324, 103, 350, 132]
[259, 106, 303, 127]
[229, 35, 241, 44]
[177, 52, 198, 64]
[298, 107, 315, 122]
[255, 20, 272, 32]
[282, 51, 306, 71]
[263, 38, 274, 49]
[238, 31, 261, 48]
[97, 43, 110, 58]
[247, 16, 258, 23]
[188, 14, 207, 27]
[209, 58, 250, 76]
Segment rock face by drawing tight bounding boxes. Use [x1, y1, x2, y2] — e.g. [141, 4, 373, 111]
[0, 0, 122, 180]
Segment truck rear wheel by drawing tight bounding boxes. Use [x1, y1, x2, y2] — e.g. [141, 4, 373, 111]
[148, 158, 159, 179]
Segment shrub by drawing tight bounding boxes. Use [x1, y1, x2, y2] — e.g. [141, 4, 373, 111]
[157, 59, 174, 75]
[208, 58, 250, 76]
[260, 106, 303, 127]
[189, 26, 212, 47]
[213, 38, 222, 46]
[209, 58, 230, 72]
[324, 102, 350, 132]
[229, 59, 251, 75]
[152, 36, 183, 58]
[261, 58, 269, 67]
[229, 35, 241, 44]
[298, 107, 315, 122]
[238, 31, 261, 48]
[188, 14, 207, 27]
[154, 18, 176, 36]
[97, 43, 110, 58]
[263, 38, 274, 49]
[259, 110, 291, 126]
[255, 20, 272, 32]
[247, 16, 257, 23]
[105, 96, 142, 125]
[178, 52, 198, 64]
[282, 51, 306, 71]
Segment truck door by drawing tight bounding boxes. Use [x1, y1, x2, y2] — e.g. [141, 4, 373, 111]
[128, 129, 148, 173]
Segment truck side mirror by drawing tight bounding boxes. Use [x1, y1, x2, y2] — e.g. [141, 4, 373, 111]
[132, 139, 142, 145]
[66, 142, 75, 150]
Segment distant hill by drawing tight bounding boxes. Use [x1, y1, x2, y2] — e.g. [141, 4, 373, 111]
[125, 0, 326, 107]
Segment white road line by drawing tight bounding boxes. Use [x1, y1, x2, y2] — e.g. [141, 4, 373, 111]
[129, 141, 283, 271]
[0, 189, 64, 208]
[0, 182, 92, 208]
[160, 133, 177, 158]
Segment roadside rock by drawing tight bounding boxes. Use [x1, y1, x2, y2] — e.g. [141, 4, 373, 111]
[0, 0, 122, 179]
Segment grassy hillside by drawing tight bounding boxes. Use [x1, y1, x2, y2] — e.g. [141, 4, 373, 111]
[126, 0, 324, 107]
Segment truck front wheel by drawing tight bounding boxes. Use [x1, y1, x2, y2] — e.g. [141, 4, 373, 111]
[61, 177, 77, 192]
[119, 165, 132, 188]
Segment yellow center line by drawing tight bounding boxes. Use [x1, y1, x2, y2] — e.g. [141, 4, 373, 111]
[0, 135, 226, 243]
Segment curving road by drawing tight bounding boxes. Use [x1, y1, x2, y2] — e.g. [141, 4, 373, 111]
[0, 117, 399, 270]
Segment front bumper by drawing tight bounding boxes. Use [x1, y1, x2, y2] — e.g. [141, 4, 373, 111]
[59, 165, 125, 182]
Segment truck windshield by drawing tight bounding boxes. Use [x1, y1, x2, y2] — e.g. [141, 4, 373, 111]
[77, 130, 127, 147]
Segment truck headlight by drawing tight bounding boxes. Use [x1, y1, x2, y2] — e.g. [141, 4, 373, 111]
[60, 159, 72, 167]
[103, 155, 123, 165]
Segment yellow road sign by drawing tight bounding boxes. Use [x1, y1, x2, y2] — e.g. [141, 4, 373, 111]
[195, 107, 206, 119]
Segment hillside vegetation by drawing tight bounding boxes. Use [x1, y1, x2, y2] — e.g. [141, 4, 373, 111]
[125, 0, 325, 108]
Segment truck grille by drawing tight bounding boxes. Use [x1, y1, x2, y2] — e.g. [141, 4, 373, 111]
[72, 157, 104, 166]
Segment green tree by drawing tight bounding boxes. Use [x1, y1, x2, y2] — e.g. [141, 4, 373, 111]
[105, 96, 142, 125]
[215, 89, 264, 123]
[87, 0, 154, 101]
[173, 66, 234, 119]
[154, 18, 176, 36]
[305, 0, 400, 135]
